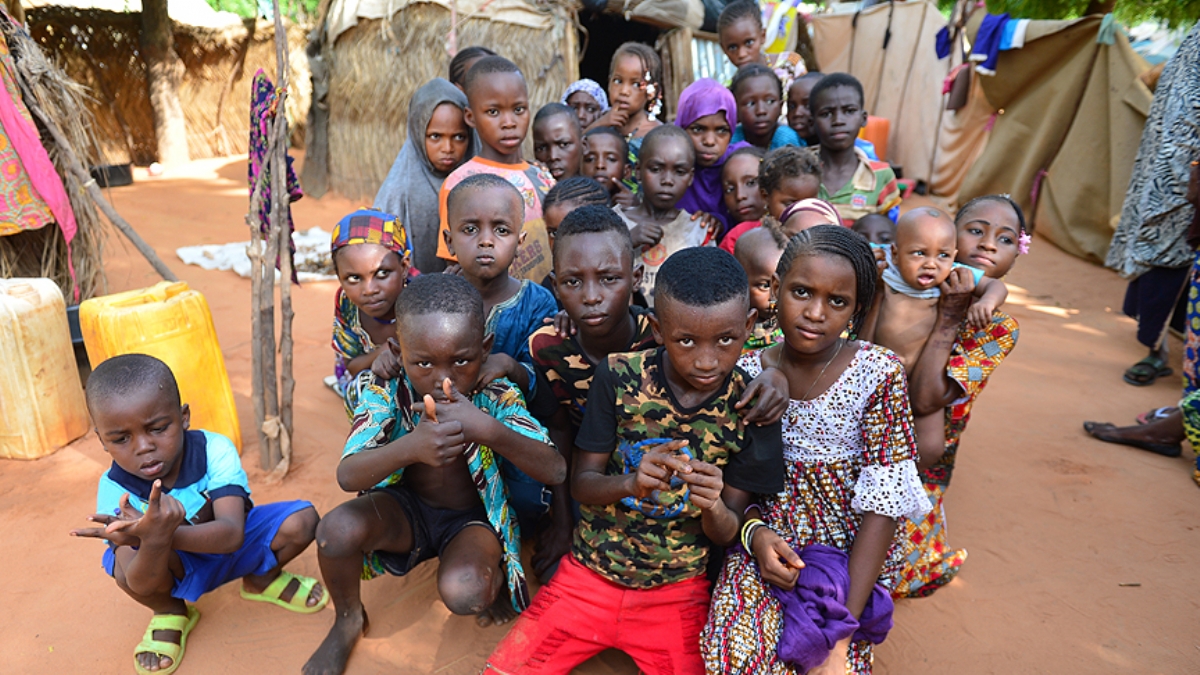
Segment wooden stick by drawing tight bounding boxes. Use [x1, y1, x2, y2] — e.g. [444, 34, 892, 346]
[17, 81, 179, 283]
[273, 0, 295, 475]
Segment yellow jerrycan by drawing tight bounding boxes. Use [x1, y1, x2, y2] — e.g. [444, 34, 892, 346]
[80, 281, 242, 452]
[0, 278, 90, 460]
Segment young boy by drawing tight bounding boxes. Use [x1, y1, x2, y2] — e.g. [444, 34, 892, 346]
[486, 246, 785, 675]
[443, 173, 560, 532]
[810, 73, 900, 226]
[733, 223, 787, 351]
[614, 124, 707, 304]
[581, 126, 633, 205]
[533, 103, 583, 181]
[303, 275, 565, 675]
[436, 55, 555, 283]
[853, 212, 896, 246]
[786, 71, 823, 146]
[74, 354, 324, 675]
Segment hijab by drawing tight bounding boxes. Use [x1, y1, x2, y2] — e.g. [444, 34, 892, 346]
[561, 78, 610, 112]
[373, 78, 476, 274]
[674, 78, 749, 234]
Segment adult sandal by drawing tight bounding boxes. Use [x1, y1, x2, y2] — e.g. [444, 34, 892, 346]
[1123, 355, 1173, 386]
[240, 571, 329, 613]
[1082, 421, 1182, 457]
[1136, 406, 1177, 425]
[133, 605, 200, 675]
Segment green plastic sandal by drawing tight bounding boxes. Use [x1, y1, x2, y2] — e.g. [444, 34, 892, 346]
[133, 605, 200, 675]
[240, 571, 329, 614]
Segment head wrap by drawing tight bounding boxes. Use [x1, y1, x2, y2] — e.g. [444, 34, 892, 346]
[780, 199, 842, 228]
[331, 209, 411, 257]
[372, 78, 475, 274]
[675, 78, 738, 132]
[674, 78, 749, 235]
[561, 79, 610, 112]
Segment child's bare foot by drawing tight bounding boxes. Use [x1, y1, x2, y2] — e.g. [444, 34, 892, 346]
[302, 607, 367, 675]
[475, 595, 517, 627]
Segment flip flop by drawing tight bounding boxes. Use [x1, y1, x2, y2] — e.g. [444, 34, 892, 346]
[133, 605, 200, 675]
[1123, 356, 1173, 386]
[240, 571, 329, 613]
[1082, 421, 1182, 457]
[1135, 406, 1177, 425]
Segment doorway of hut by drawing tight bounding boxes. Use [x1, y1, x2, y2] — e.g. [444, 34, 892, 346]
[576, 12, 663, 95]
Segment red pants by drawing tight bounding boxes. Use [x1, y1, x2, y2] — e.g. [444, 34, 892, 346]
[484, 555, 710, 675]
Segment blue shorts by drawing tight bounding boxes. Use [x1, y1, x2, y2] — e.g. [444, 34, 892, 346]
[102, 500, 313, 602]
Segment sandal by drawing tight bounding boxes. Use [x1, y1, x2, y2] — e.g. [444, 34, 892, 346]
[240, 571, 329, 614]
[1123, 356, 1173, 386]
[1082, 421, 1182, 457]
[134, 605, 200, 675]
[1135, 406, 1177, 425]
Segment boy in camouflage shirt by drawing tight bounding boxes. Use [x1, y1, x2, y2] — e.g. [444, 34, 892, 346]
[486, 247, 784, 674]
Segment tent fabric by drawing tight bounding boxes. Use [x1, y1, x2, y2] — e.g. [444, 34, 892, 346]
[325, 0, 556, 43]
[954, 16, 1151, 262]
[810, 1, 946, 184]
[929, 75, 994, 199]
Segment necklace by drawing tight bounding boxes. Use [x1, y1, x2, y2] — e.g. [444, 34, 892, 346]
[369, 314, 396, 325]
[795, 338, 845, 401]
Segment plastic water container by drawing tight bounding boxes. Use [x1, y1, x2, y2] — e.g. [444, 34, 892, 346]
[0, 278, 90, 460]
[860, 116, 891, 162]
[80, 281, 242, 452]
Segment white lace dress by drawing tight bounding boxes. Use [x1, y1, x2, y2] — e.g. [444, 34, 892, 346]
[701, 343, 930, 675]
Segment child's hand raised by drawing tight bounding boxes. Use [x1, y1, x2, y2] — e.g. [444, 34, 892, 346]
[736, 367, 788, 425]
[420, 378, 494, 443]
[477, 353, 520, 392]
[676, 458, 724, 511]
[613, 180, 637, 208]
[72, 481, 185, 548]
[690, 212, 722, 244]
[631, 439, 691, 499]
[750, 526, 805, 590]
[967, 298, 996, 329]
[371, 338, 403, 380]
[544, 310, 576, 338]
[629, 220, 665, 249]
[412, 389, 468, 467]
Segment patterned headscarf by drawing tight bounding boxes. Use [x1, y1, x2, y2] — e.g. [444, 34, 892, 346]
[561, 78, 610, 113]
[781, 199, 842, 228]
[331, 209, 411, 256]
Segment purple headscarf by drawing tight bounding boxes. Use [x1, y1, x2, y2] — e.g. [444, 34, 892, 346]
[674, 78, 749, 234]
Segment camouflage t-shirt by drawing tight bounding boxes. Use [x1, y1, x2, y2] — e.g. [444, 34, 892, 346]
[528, 307, 656, 430]
[572, 347, 784, 589]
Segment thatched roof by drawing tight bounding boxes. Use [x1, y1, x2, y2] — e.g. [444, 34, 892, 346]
[22, 0, 244, 28]
[324, 0, 562, 43]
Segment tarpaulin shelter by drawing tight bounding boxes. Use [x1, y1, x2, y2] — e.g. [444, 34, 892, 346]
[934, 11, 1151, 263]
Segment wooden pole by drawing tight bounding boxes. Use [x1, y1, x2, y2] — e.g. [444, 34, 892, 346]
[271, 0, 294, 476]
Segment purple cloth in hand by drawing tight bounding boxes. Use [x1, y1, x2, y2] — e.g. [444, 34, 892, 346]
[768, 544, 894, 671]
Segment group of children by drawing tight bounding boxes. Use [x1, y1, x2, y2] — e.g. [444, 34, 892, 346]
[75, 3, 1029, 673]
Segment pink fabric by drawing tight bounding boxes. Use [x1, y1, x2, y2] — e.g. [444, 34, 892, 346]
[720, 220, 761, 253]
[0, 64, 78, 295]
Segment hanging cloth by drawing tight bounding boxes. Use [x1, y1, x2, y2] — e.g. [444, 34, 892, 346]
[248, 69, 303, 282]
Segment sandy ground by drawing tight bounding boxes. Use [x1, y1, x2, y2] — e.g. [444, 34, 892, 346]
[2, 155, 1198, 675]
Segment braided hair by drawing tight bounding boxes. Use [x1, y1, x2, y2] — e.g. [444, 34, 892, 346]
[775, 224, 877, 331]
[717, 0, 763, 34]
[544, 176, 610, 212]
[730, 62, 782, 99]
[955, 194, 1028, 235]
[610, 42, 663, 118]
[448, 46, 497, 88]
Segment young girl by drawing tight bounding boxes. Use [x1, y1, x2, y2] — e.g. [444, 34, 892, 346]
[675, 78, 750, 236]
[717, 0, 806, 105]
[587, 42, 663, 158]
[561, 78, 609, 129]
[702, 225, 929, 675]
[448, 45, 497, 89]
[722, 145, 821, 252]
[330, 209, 411, 418]
[373, 78, 473, 274]
[731, 64, 802, 150]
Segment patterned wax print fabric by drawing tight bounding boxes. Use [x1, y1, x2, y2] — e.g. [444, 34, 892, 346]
[892, 311, 1018, 599]
[702, 344, 929, 675]
[1178, 251, 1200, 487]
[249, 70, 303, 282]
[331, 287, 377, 418]
[572, 347, 784, 590]
[818, 148, 901, 227]
[97, 430, 251, 526]
[330, 208, 410, 256]
[435, 157, 556, 283]
[528, 306, 656, 431]
[743, 320, 783, 353]
[1105, 21, 1200, 279]
[343, 372, 553, 611]
[0, 29, 53, 236]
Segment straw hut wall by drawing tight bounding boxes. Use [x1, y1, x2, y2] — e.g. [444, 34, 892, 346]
[26, 7, 310, 165]
[312, 0, 578, 200]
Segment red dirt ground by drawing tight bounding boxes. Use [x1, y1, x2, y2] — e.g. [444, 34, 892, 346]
[2, 156, 1197, 674]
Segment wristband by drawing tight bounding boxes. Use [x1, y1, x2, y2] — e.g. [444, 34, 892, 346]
[740, 518, 765, 553]
[743, 503, 762, 516]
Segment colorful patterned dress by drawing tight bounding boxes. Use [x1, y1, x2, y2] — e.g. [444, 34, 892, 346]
[1177, 252, 1200, 486]
[331, 287, 377, 419]
[702, 344, 929, 675]
[891, 311, 1019, 598]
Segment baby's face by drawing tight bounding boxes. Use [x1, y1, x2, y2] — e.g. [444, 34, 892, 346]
[891, 217, 957, 291]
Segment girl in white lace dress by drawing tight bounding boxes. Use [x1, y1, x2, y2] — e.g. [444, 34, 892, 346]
[702, 226, 930, 675]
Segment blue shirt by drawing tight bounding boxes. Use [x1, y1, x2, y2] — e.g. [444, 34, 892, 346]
[732, 124, 803, 151]
[487, 279, 558, 393]
[96, 430, 250, 524]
